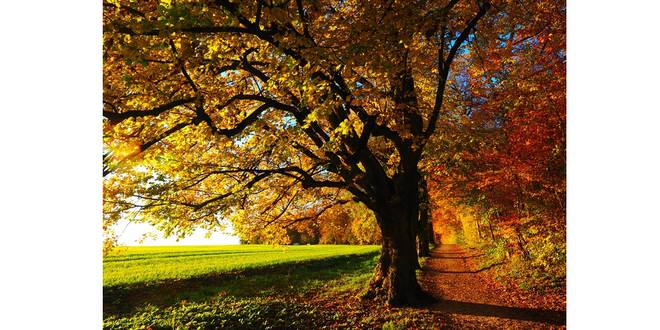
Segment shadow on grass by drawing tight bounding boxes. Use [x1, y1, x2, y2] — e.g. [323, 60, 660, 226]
[431, 300, 566, 325]
[104, 252, 378, 317]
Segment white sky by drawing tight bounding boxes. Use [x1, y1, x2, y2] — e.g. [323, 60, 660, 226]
[113, 220, 240, 246]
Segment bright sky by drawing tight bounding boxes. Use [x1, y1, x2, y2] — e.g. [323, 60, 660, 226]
[113, 220, 240, 246]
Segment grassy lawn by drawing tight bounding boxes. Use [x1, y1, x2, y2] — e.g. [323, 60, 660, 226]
[104, 244, 380, 288]
[103, 245, 458, 329]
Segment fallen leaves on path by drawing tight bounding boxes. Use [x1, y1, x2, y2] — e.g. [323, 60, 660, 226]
[419, 244, 566, 329]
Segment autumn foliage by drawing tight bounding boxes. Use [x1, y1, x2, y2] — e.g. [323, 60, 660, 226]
[102, 0, 565, 304]
[423, 0, 565, 289]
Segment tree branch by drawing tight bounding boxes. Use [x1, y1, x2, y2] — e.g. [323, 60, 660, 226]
[103, 97, 196, 124]
[281, 199, 351, 229]
[426, 2, 491, 138]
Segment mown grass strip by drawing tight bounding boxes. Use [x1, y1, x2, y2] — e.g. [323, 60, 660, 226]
[104, 244, 379, 288]
[104, 250, 380, 317]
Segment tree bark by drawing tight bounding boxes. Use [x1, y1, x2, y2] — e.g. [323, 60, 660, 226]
[365, 205, 434, 305]
[363, 170, 435, 306]
[417, 176, 431, 257]
[475, 217, 482, 239]
[429, 221, 436, 245]
[515, 227, 530, 260]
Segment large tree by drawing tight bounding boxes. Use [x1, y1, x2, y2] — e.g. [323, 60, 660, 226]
[102, 0, 544, 305]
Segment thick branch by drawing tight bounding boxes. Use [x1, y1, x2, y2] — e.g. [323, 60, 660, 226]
[426, 2, 491, 138]
[103, 97, 196, 124]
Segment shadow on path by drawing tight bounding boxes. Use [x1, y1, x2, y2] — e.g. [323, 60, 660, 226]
[431, 255, 484, 260]
[424, 261, 505, 274]
[430, 299, 566, 325]
[421, 244, 566, 327]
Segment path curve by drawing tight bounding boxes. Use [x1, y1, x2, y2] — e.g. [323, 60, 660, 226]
[420, 244, 566, 329]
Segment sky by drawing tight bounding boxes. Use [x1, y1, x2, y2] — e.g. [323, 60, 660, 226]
[113, 220, 240, 246]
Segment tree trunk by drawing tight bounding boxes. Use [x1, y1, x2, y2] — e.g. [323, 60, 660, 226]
[365, 205, 434, 306]
[363, 169, 435, 306]
[428, 222, 436, 245]
[362, 63, 434, 306]
[515, 228, 530, 260]
[475, 217, 482, 239]
[417, 176, 431, 257]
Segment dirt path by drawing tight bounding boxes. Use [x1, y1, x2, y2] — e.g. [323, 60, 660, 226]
[419, 244, 566, 329]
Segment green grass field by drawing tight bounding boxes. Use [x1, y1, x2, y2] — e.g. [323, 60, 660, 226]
[102, 245, 452, 329]
[103, 244, 379, 288]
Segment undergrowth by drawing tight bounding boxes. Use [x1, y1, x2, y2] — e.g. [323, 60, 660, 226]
[103, 297, 333, 330]
[479, 232, 566, 291]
